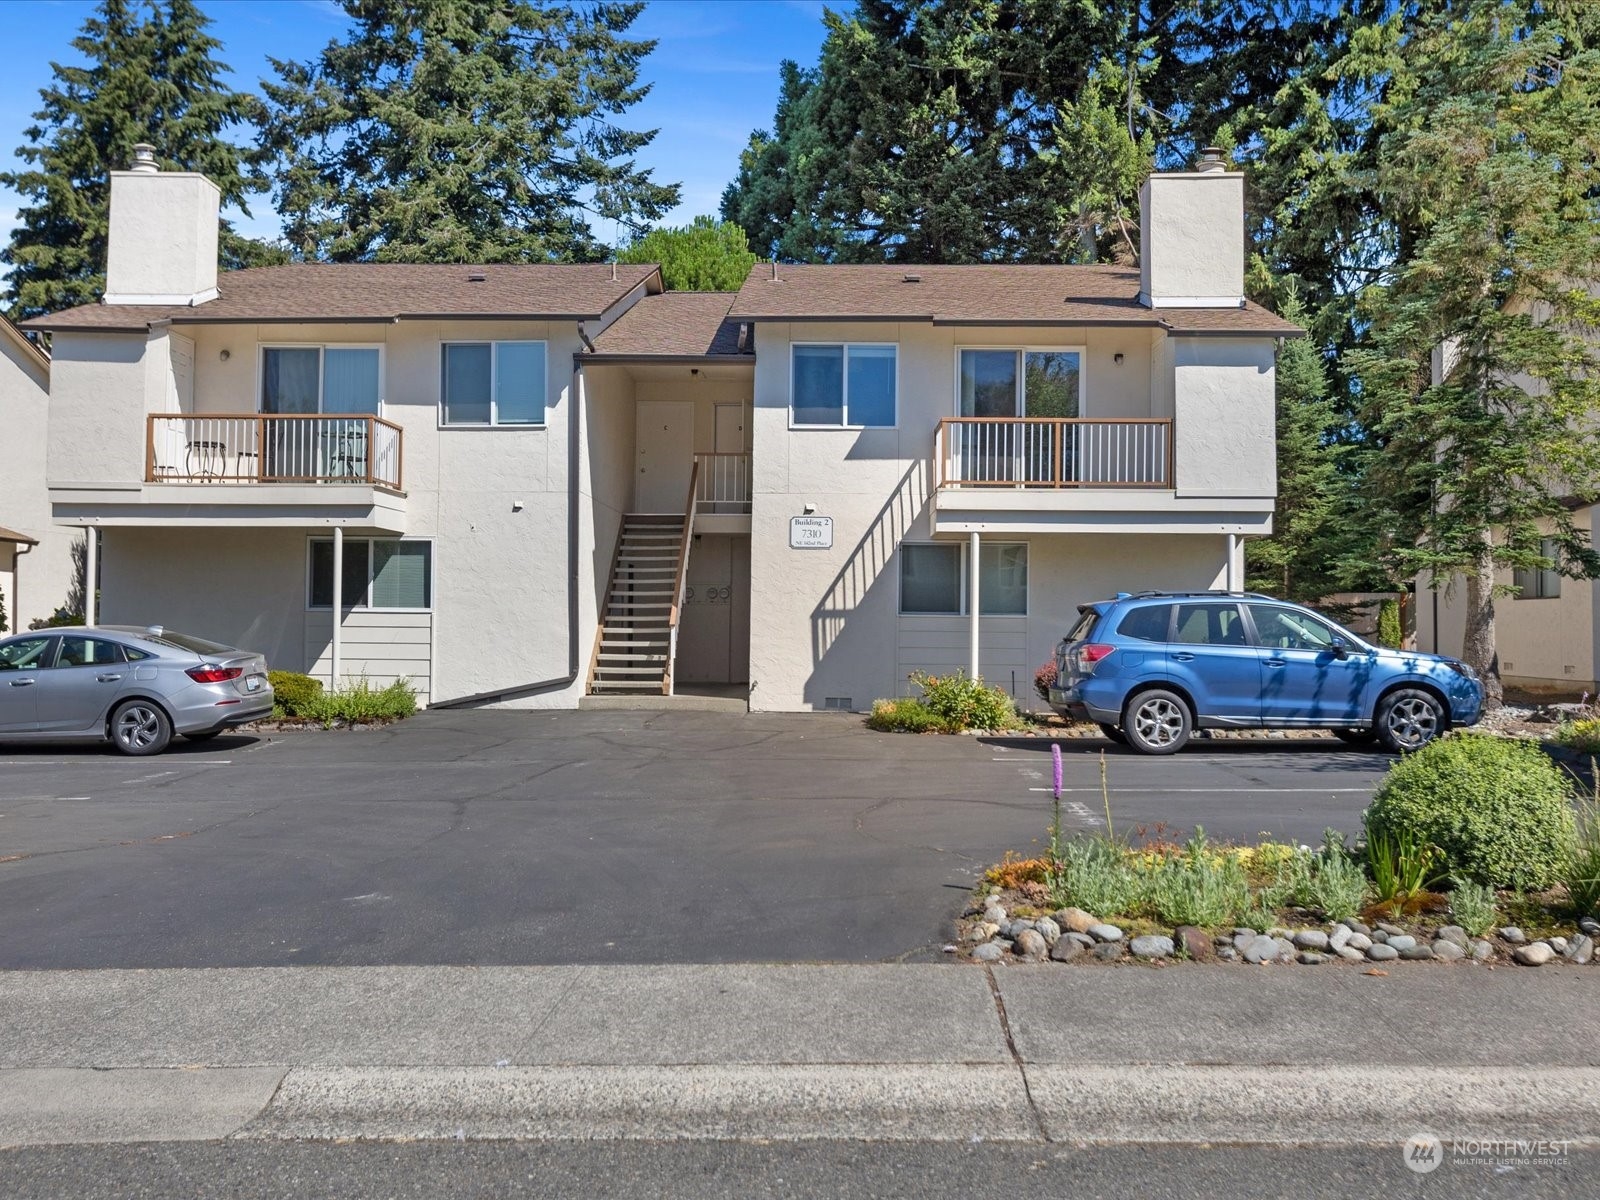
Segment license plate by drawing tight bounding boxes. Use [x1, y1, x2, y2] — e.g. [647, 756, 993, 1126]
[246, 675, 263, 692]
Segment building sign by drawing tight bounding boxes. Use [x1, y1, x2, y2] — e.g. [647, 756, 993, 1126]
[789, 515, 833, 549]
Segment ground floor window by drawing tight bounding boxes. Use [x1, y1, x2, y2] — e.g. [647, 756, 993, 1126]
[309, 538, 433, 610]
[1513, 538, 1562, 599]
[898, 542, 1027, 616]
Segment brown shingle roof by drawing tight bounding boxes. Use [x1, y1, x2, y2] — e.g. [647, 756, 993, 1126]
[22, 263, 662, 332]
[587, 292, 748, 360]
[0, 525, 39, 545]
[728, 263, 1301, 336]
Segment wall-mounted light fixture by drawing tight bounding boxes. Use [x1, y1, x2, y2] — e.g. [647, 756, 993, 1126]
[803, 503, 817, 515]
[1113, 352, 1124, 365]
[219, 349, 231, 361]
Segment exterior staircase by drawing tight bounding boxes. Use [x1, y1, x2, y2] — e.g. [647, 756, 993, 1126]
[587, 513, 690, 695]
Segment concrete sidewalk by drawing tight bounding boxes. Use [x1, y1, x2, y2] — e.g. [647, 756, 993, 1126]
[2, 964, 1597, 1147]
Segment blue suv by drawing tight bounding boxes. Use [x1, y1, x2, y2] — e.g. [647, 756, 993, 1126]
[1048, 591, 1483, 755]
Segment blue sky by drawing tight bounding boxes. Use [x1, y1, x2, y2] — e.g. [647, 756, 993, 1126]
[0, 0, 830, 249]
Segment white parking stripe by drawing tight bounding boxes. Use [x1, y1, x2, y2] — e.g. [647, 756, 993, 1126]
[1028, 786, 1377, 794]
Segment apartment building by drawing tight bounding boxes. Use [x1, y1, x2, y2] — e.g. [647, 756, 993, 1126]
[24, 145, 1296, 711]
[1, 315, 75, 632]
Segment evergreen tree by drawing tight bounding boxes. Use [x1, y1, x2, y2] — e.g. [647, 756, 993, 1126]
[1, 0, 276, 319]
[617, 216, 757, 291]
[260, 0, 680, 263]
[1348, 0, 1600, 706]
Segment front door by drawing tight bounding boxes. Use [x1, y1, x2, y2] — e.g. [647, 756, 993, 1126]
[636, 400, 695, 512]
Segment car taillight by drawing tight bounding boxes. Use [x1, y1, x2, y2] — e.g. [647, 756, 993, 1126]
[1076, 644, 1116, 671]
[186, 665, 242, 684]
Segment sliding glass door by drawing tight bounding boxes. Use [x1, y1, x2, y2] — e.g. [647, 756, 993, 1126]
[957, 349, 1082, 483]
[261, 346, 381, 480]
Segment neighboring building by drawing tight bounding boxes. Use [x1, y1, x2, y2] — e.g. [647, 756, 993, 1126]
[24, 144, 1297, 710]
[0, 316, 75, 632]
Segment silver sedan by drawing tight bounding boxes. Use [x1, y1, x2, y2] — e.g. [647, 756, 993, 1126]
[0, 626, 274, 755]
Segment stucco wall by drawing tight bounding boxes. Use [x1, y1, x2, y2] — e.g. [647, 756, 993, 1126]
[1172, 337, 1276, 498]
[1139, 173, 1246, 304]
[0, 330, 74, 629]
[104, 171, 219, 303]
[747, 320, 1241, 711]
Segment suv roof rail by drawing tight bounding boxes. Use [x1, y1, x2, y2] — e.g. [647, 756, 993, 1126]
[1121, 590, 1276, 601]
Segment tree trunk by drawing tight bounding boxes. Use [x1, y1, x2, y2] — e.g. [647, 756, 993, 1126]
[1462, 556, 1503, 709]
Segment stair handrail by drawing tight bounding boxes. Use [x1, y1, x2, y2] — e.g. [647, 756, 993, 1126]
[664, 459, 701, 696]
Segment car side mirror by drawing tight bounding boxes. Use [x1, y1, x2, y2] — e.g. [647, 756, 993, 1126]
[1330, 637, 1350, 660]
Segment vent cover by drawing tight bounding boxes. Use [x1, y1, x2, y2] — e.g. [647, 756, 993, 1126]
[823, 697, 854, 711]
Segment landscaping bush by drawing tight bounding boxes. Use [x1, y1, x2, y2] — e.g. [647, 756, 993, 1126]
[1364, 734, 1577, 891]
[908, 669, 1020, 731]
[268, 670, 324, 716]
[1376, 598, 1403, 648]
[1448, 879, 1499, 936]
[1034, 658, 1057, 702]
[1552, 718, 1600, 755]
[297, 677, 418, 726]
[866, 697, 949, 734]
[27, 607, 84, 630]
[1564, 780, 1600, 919]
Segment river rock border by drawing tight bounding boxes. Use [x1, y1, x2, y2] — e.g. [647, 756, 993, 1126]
[956, 897, 1600, 969]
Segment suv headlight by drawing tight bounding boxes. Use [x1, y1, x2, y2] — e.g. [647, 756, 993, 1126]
[1446, 660, 1478, 681]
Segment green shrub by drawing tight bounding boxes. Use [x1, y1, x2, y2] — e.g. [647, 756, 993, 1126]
[1051, 836, 1141, 915]
[297, 676, 417, 726]
[908, 669, 1019, 731]
[1564, 779, 1600, 918]
[866, 697, 949, 734]
[1138, 848, 1251, 927]
[1376, 598, 1403, 649]
[1365, 735, 1577, 891]
[27, 607, 84, 630]
[1448, 879, 1499, 936]
[1296, 832, 1369, 921]
[1552, 718, 1600, 754]
[268, 670, 324, 716]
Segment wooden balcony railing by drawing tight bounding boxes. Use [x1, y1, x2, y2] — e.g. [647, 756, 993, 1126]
[936, 417, 1172, 488]
[694, 452, 751, 514]
[145, 414, 404, 490]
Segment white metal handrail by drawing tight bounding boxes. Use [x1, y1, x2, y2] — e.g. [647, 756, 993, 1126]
[145, 414, 403, 489]
[694, 452, 751, 513]
[936, 417, 1171, 488]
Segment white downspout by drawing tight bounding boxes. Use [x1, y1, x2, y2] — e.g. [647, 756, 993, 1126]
[331, 526, 343, 690]
[84, 527, 97, 625]
[1225, 532, 1239, 591]
[968, 530, 981, 680]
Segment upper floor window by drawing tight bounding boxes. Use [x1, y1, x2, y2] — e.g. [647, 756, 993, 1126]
[1513, 538, 1562, 599]
[442, 341, 546, 427]
[262, 346, 382, 415]
[792, 343, 896, 428]
[959, 348, 1082, 417]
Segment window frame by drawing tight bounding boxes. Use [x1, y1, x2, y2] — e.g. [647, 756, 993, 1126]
[953, 344, 1088, 418]
[257, 343, 386, 416]
[1513, 538, 1563, 600]
[306, 537, 436, 613]
[439, 339, 549, 429]
[896, 540, 1029, 617]
[788, 341, 899, 430]
[1244, 603, 1344, 652]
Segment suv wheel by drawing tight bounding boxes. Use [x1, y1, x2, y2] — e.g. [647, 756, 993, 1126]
[1123, 689, 1192, 755]
[1097, 723, 1129, 746]
[110, 699, 173, 756]
[1375, 688, 1445, 753]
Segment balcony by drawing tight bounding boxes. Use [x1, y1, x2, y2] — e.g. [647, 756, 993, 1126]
[693, 451, 751, 532]
[936, 417, 1171, 489]
[146, 414, 403, 490]
[931, 416, 1272, 536]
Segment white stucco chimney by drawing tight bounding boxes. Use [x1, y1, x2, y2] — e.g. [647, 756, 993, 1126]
[1137, 147, 1245, 309]
[103, 143, 221, 306]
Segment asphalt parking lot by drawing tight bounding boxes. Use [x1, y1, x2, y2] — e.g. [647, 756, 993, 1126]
[0, 711, 1392, 969]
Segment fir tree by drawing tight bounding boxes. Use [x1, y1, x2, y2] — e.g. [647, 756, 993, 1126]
[260, 0, 680, 263]
[1, 0, 276, 319]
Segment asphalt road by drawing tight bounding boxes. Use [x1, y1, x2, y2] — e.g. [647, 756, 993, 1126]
[0, 711, 1391, 969]
[4, 1140, 1591, 1200]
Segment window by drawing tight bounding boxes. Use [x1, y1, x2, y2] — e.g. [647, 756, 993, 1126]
[309, 539, 433, 610]
[1247, 605, 1339, 652]
[958, 348, 1082, 417]
[55, 636, 127, 667]
[1173, 603, 1247, 646]
[791, 344, 896, 427]
[442, 341, 546, 426]
[1513, 539, 1562, 599]
[898, 542, 1028, 615]
[1117, 605, 1171, 642]
[261, 346, 381, 415]
[0, 637, 52, 670]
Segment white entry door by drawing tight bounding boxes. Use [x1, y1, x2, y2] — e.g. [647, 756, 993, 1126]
[714, 403, 746, 452]
[635, 400, 696, 512]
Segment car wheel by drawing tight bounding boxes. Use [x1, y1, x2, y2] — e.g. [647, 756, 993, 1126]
[1334, 728, 1378, 745]
[109, 700, 173, 756]
[1097, 722, 1129, 746]
[1122, 689, 1192, 755]
[1375, 688, 1445, 753]
[184, 731, 222, 742]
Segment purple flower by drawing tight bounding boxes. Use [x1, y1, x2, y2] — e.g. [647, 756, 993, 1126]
[1052, 742, 1063, 800]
